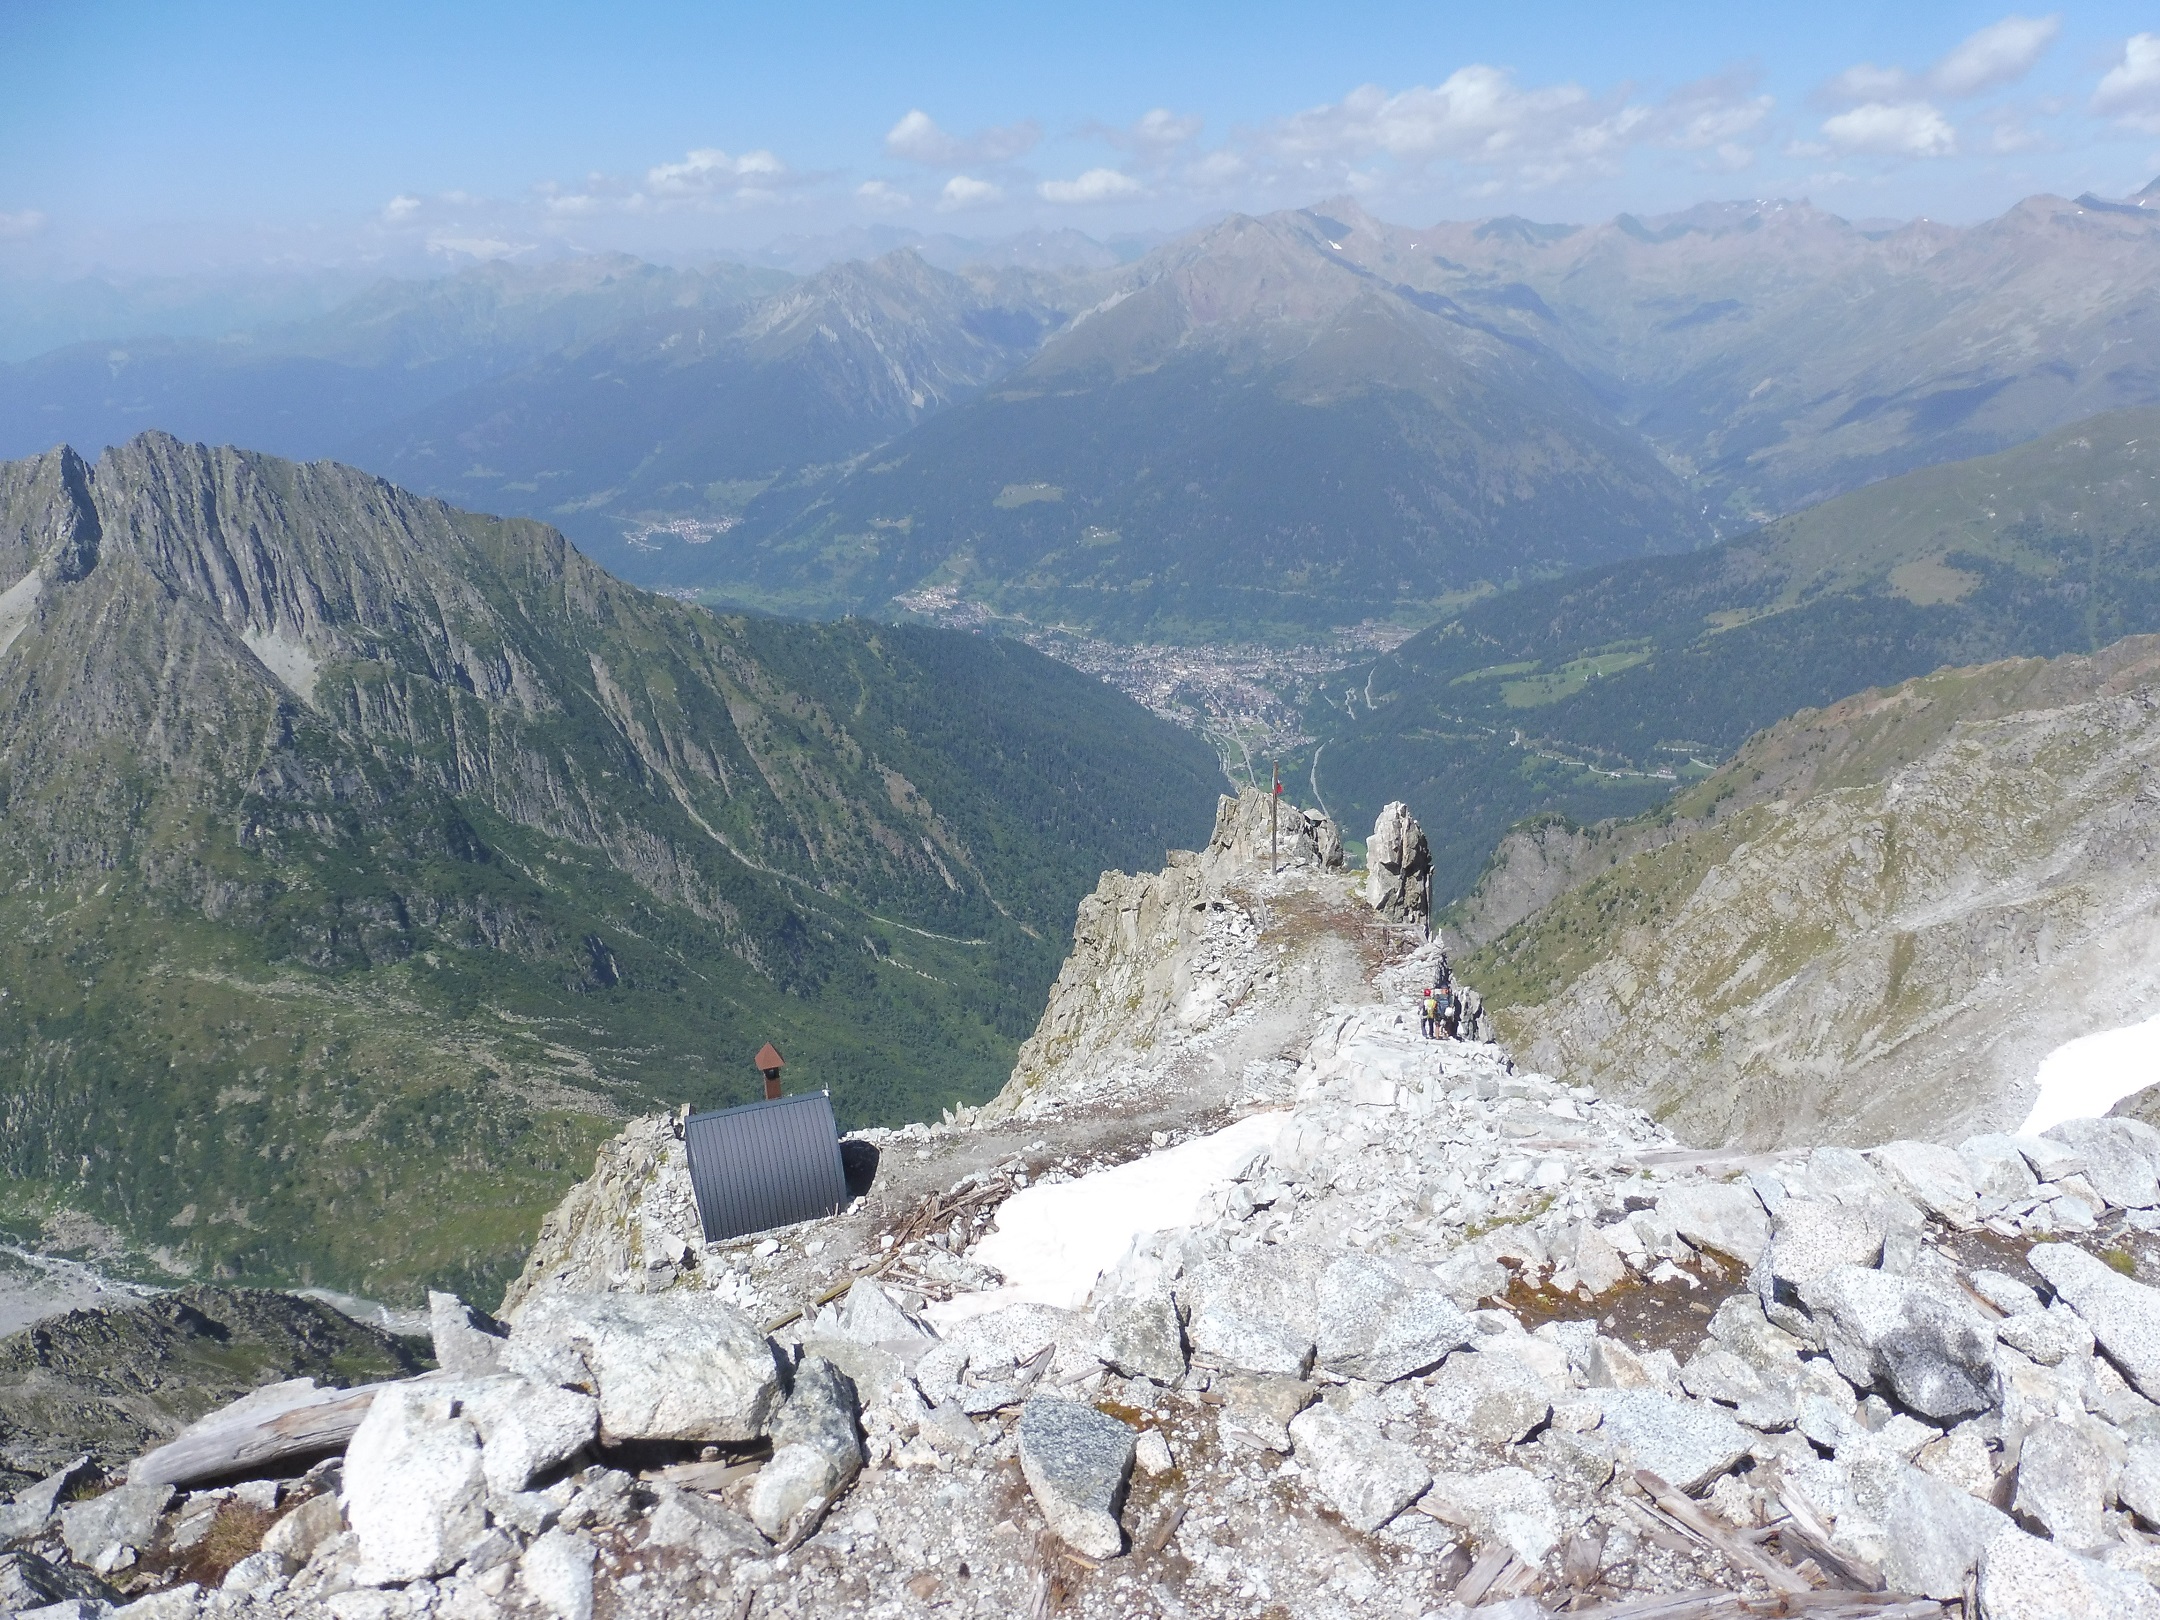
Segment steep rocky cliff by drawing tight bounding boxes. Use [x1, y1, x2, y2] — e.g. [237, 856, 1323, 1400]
[1471, 636, 2160, 1149]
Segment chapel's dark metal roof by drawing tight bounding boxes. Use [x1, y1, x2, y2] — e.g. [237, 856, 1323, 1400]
[683, 1090, 850, 1243]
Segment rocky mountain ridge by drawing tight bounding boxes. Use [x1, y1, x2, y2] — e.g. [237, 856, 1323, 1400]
[8, 795, 2160, 1618]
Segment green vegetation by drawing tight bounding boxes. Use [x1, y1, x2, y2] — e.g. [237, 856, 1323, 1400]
[1320, 407, 2160, 900]
[0, 437, 1223, 1301]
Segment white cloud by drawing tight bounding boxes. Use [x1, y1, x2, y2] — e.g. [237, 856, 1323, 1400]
[645, 147, 789, 196]
[1930, 14, 2060, 98]
[885, 109, 1039, 167]
[1823, 63, 1913, 104]
[2095, 34, 2160, 132]
[856, 179, 912, 212]
[1656, 72, 1772, 152]
[937, 175, 1002, 211]
[1822, 101, 1958, 158]
[0, 209, 48, 239]
[1038, 167, 1144, 204]
[381, 195, 422, 222]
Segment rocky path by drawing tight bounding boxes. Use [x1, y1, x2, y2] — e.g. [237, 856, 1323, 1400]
[8, 795, 2160, 1620]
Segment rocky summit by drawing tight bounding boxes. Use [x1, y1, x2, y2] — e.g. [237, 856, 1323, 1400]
[5, 790, 2160, 1619]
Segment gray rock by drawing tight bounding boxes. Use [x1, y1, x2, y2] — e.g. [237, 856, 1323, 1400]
[1287, 1403, 1431, 1534]
[1880, 1459, 2010, 1600]
[1314, 1255, 1473, 1381]
[260, 1495, 342, 1567]
[1801, 1265, 1998, 1421]
[1678, 1345, 1797, 1432]
[1424, 1350, 1551, 1444]
[2030, 1242, 2160, 1399]
[1363, 802, 1431, 920]
[2012, 1417, 2125, 1550]
[1017, 1397, 1136, 1559]
[1420, 1467, 1560, 1562]
[0, 1553, 117, 1612]
[520, 1527, 596, 1620]
[747, 1357, 863, 1539]
[341, 1382, 488, 1583]
[220, 1547, 291, 1596]
[1800, 1148, 1925, 1269]
[1969, 1268, 2043, 1317]
[1180, 1249, 1321, 1376]
[1997, 1301, 2095, 1367]
[0, 1456, 92, 1546]
[1866, 1141, 1980, 1227]
[831, 1279, 935, 1349]
[2014, 1135, 2087, 1183]
[643, 1486, 766, 1560]
[1135, 1431, 1174, 1476]
[1752, 1198, 1885, 1336]
[2043, 1119, 2160, 1210]
[1979, 1522, 2160, 1619]
[1595, 1391, 1751, 1493]
[1088, 1247, 1186, 1384]
[507, 1291, 782, 1442]
[59, 1482, 172, 1568]
[913, 1304, 1095, 1413]
[1658, 1183, 1770, 1266]
[1961, 1136, 2042, 1204]
[458, 1377, 599, 1496]
[110, 1588, 200, 1620]
[1214, 1374, 1317, 1451]
[428, 1292, 507, 1377]
[2122, 1442, 2160, 1528]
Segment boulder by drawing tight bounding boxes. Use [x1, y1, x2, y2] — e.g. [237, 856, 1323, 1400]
[1420, 1467, 1560, 1563]
[1796, 1148, 1925, 1268]
[260, 1495, 343, 1567]
[506, 1291, 782, 1442]
[830, 1279, 936, 1349]
[0, 1552, 117, 1612]
[1017, 1397, 1136, 1560]
[1313, 1255, 1473, 1381]
[1423, 1350, 1552, 1444]
[1865, 1141, 1980, 1227]
[1287, 1404, 1431, 1534]
[1658, 1183, 1770, 1266]
[2029, 1243, 2160, 1399]
[1968, 1268, 2043, 1317]
[59, 1482, 172, 1568]
[341, 1383, 488, 1583]
[1800, 1266, 1998, 1421]
[1214, 1374, 1317, 1451]
[460, 1378, 599, 1496]
[428, 1292, 507, 1376]
[1978, 1523, 2160, 1620]
[1594, 1392, 1751, 1493]
[643, 1487, 767, 1560]
[1362, 802, 1431, 920]
[0, 1456, 92, 1546]
[520, 1527, 596, 1620]
[1088, 1244, 1187, 1384]
[1880, 1460, 2011, 1600]
[1959, 1136, 2041, 1204]
[1751, 1198, 1884, 1336]
[2121, 1442, 2160, 1528]
[2042, 1119, 2160, 1209]
[2012, 1417, 2126, 1550]
[1997, 1301, 2095, 1367]
[747, 1358, 864, 1539]
[1180, 1249, 1321, 1376]
[914, 1304, 1096, 1413]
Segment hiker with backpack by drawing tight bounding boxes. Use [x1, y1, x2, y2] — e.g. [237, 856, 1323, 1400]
[1435, 984, 1462, 1040]
[1419, 988, 1438, 1039]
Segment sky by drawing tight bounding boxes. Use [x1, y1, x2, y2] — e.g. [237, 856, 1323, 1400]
[4, 1, 2160, 277]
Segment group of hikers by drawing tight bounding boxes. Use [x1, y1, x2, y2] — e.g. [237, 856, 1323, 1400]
[1418, 955, 1464, 1040]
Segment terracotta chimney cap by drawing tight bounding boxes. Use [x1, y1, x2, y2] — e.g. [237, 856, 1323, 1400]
[754, 1043, 785, 1072]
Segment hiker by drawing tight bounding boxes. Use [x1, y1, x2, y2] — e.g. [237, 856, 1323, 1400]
[1419, 988, 1438, 1039]
[1435, 984, 1462, 1040]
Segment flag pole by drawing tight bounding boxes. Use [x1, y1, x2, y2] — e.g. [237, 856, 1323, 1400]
[1270, 757, 1279, 874]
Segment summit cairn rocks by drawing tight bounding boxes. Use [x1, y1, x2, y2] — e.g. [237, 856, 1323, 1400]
[507, 1291, 782, 1442]
[1363, 801, 1431, 920]
[1017, 1396, 1136, 1559]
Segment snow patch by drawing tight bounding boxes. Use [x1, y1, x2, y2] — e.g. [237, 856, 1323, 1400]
[2020, 1010, 2160, 1135]
[925, 1111, 1285, 1329]
[241, 624, 322, 706]
[0, 569, 42, 658]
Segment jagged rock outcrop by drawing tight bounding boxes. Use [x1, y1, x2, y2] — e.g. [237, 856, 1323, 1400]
[1475, 638, 2160, 1148]
[1363, 798, 1432, 921]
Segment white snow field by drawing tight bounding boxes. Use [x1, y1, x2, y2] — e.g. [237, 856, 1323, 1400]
[924, 1110, 1285, 1328]
[2020, 1009, 2160, 1135]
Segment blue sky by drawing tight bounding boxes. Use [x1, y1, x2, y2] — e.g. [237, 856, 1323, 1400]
[4, 1, 2159, 273]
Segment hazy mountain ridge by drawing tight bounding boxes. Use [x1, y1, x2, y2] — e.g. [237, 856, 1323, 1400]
[0, 433, 1222, 1297]
[1319, 408, 2160, 900]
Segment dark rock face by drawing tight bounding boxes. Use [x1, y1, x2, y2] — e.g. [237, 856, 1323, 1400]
[0, 1288, 424, 1494]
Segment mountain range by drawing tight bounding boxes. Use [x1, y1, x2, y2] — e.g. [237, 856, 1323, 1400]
[0, 433, 1220, 1300]
[8, 183, 2158, 643]
[1321, 406, 2160, 901]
